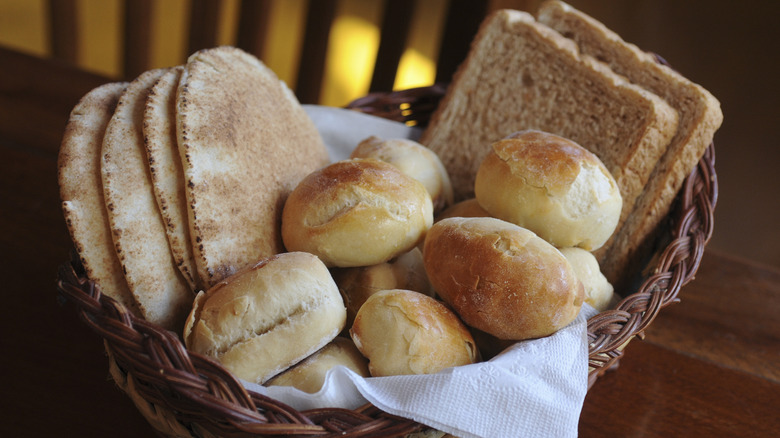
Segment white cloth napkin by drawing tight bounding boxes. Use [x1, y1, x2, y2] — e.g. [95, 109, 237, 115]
[241, 106, 598, 437]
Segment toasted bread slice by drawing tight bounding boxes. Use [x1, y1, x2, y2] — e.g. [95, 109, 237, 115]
[538, 0, 723, 286]
[143, 66, 202, 291]
[419, 9, 679, 231]
[58, 82, 140, 315]
[101, 68, 193, 331]
[177, 46, 329, 287]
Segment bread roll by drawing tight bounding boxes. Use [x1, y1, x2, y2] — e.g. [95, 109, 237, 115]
[282, 159, 433, 267]
[332, 248, 433, 328]
[183, 252, 346, 384]
[559, 247, 614, 311]
[435, 198, 490, 222]
[350, 289, 478, 376]
[350, 136, 453, 211]
[474, 130, 622, 251]
[423, 217, 584, 340]
[264, 337, 369, 393]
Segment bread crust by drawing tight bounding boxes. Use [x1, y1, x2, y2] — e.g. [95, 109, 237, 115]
[143, 66, 202, 291]
[537, 1, 723, 286]
[101, 68, 193, 331]
[177, 46, 329, 287]
[184, 252, 346, 384]
[350, 289, 477, 376]
[281, 159, 433, 267]
[58, 82, 138, 314]
[419, 9, 678, 232]
[474, 131, 622, 250]
[423, 217, 584, 340]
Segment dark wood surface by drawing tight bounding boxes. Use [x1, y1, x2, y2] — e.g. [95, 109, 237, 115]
[1, 46, 777, 437]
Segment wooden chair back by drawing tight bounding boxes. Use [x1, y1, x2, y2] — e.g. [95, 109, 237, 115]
[46, 0, 496, 104]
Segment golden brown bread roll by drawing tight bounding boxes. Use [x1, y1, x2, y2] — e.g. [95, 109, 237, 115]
[423, 217, 584, 340]
[264, 337, 369, 393]
[350, 136, 454, 211]
[332, 248, 433, 328]
[474, 130, 622, 251]
[282, 159, 433, 267]
[559, 247, 614, 311]
[350, 289, 478, 376]
[435, 198, 490, 222]
[183, 252, 346, 384]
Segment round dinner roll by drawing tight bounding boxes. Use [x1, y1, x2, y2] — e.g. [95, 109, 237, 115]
[332, 248, 433, 328]
[264, 337, 370, 393]
[183, 252, 346, 384]
[350, 289, 478, 376]
[282, 159, 433, 267]
[559, 247, 615, 312]
[435, 198, 490, 222]
[474, 130, 622, 251]
[351, 136, 454, 212]
[423, 217, 584, 340]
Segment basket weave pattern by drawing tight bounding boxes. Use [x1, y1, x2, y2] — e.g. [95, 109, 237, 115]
[56, 84, 716, 437]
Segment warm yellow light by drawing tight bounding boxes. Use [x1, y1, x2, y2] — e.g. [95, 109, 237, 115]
[320, 13, 380, 107]
[78, 0, 122, 78]
[394, 48, 436, 90]
[261, 0, 307, 87]
[0, 0, 47, 57]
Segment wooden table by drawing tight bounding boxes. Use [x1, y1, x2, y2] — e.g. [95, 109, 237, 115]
[1, 46, 778, 437]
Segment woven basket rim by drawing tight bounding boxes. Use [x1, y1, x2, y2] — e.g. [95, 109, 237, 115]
[56, 83, 717, 437]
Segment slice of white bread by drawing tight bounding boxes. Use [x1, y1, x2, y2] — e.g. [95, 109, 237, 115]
[101, 68, 193, 331]
[58, 82, 140, 315]
[177, 47, 330, 287]
[419, 9, 679, 234]
[143, 66, 202, 291]
[538, 1, 723, 286]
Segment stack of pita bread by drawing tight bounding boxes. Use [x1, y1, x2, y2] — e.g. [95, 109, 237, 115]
[58, 47, 329, 331]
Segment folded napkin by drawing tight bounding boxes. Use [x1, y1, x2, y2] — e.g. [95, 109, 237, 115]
[242, 106, 597, 437]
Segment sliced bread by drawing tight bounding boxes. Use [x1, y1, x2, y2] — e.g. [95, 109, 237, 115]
[419, 9, 679, 234]
[538, 0, 723, 286]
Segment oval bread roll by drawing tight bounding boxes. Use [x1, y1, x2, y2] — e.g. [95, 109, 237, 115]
[475, 130, 622, 251]
[332, 248, 433, 328]
[350, 136, 454, 211]
[435, 198, 490, 222]
[350, 289, 478, 376]
[423, 217, 584, 340]
[183, 252, 346, 384]
[282, 159, 433, 267]
[559, 247, 614, 311]
[264, 337, 369, 393]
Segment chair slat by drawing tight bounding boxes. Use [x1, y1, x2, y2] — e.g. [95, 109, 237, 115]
[187, 0, 222, 56]
[47, 0, 79, 64]
[123, 0, 153, 79]
[295, 0, 338, 104]
[236, 0, 272, 58]
[369, 0, 415, 93]
[435, 0, 489, 83]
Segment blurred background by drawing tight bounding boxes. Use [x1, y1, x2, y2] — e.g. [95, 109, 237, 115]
[1, 0, 778, 269]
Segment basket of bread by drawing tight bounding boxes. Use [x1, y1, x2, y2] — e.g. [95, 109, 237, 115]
[56, 2, 721, 437]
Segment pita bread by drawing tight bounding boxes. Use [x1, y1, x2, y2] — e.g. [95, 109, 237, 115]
[101, 68, 192, 331]
[177, 46, 329, 286]
[58, 82, 139, 315]
[143, 66, 202, 291]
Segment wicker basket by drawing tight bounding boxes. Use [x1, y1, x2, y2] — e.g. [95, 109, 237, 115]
[56, 83, 717, 437]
